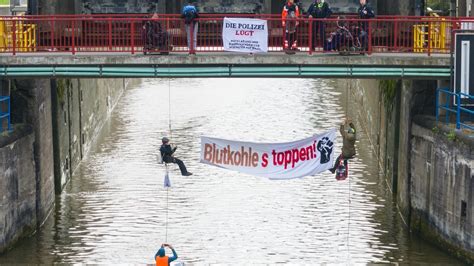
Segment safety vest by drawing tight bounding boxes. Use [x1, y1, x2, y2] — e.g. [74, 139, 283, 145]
[156, 256, 168, 266]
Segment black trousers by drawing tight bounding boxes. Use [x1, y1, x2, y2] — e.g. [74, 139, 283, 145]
[165, 157, 188, 175]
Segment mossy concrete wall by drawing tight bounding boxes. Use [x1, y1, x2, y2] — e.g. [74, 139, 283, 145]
[348, 78, 473, 262]
[410, 117, 473, 263]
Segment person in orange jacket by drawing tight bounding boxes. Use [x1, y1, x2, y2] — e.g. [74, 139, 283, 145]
[282, 0, 300, 51]
[155, 243, 178, 266]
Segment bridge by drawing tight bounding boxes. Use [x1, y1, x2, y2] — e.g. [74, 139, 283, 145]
[0, 14, 468, 78]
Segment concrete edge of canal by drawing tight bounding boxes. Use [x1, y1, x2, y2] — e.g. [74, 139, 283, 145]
[346, 79, 473, 264]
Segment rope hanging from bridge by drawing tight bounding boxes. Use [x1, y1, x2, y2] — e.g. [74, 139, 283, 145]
[346, 80, 352, 260]
[163, 63, 172, 243]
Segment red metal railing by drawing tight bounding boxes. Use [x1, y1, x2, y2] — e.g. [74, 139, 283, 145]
[0, 15, 473, 55]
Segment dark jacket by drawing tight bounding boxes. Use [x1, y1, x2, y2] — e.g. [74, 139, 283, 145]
[307, 1, 332, 19]
[358, 4, 375, 32]
[340, 122, 356, 158]
[160, 144, 177, 163]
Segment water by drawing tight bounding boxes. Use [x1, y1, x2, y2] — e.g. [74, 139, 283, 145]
[0, 78, 464, 264]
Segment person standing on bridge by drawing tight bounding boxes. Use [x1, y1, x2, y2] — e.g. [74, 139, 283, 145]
[358, 0, 375, 53]
[155, 244, 178, 266]
[182, 1, 199, 55]
[160, 137, 193, 176]
[329, 118, 356, 174]
[282, 0, 301, 52]
[307, 0, 332, 51]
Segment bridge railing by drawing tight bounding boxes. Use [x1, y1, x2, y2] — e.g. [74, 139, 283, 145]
[0, 95, 11, 133]
[436, 88, 474, 132]
[0, 15, 471, 55]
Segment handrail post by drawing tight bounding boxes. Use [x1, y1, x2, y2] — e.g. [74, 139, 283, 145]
[456, 92, 461, 130]
[131, 21, 135, 55]
[393, 20, 398, 51]
[12, 19, 16, 55]
[7, 95, 10, 131]
[71, 20, 76, 55]
[435, 88, 439, 123]
[190, 21, 195, 54]
[108, 17, 112, 51]
[308, 18, 313, 55]
[51, 19, 55, 52]
[427, 21, 431, 56]
[368, 19, 372, 55]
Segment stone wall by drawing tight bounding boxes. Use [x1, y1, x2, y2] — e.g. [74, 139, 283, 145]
[0, 126, 35, 254]
[1, 79, 55, 254]
[51, 78, 133, 193]
[410, 117, 473, 262]
[349, 77, 473, 262]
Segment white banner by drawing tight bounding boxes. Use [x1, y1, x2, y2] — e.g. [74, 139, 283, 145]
[222, 17, 268, 53]
[200, 129, 337, 180]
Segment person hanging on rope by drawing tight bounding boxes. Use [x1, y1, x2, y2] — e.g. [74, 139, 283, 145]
[155, 243, 178, 266]
[329, 118, 356, 174]
[160, 137, 193, 176]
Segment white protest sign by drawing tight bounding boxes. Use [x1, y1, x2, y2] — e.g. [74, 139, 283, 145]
[222, 17, 268, 53]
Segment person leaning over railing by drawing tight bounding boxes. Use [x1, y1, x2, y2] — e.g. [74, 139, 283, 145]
[358, 0, 375, 53]
[182, 1, 199, 54]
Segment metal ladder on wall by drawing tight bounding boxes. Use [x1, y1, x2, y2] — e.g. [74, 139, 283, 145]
[0, 94, 11, 132]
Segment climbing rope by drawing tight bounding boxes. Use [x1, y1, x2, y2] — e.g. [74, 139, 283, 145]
[163, 62, 172, 244]
[165, 170, 169, 242]
[345, 80, 352, 260]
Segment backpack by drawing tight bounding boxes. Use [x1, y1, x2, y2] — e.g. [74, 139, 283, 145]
[183, 5, 197, 24]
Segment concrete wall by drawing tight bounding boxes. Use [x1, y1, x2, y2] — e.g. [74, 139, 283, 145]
[0, 126, 35, 254]
[30, 80, 55, 225]
[410, 118, 473, 262]
[349, 76, 473, 262]
[67, 0, 375, 15]
[1, 79, 55, 254]
[51, 78, 130, 192]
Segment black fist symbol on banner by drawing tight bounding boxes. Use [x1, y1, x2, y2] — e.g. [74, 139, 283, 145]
[317, 137, 334, 164]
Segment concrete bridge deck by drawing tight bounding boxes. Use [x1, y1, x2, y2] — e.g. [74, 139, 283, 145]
[0, 53, 451, 79]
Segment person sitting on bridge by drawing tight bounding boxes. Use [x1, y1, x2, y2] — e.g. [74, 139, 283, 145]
[155, 243, 178, 266]
[329, 118, 356, 174]
[282, 0, 301, 51]
[160, 137, 193, 176]
[182, 1, 199, 54]
[143, 13, 170, 54]
[358, 0, 375, 53]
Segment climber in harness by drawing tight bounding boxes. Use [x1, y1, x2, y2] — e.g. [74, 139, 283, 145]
[329, 118, 356, 180]
[160, 137, 193, 176]
[155, 244, 178, 266]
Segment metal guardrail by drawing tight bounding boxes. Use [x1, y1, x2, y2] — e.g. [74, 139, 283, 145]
[436, 88, 474, 132]
[0, 15, 471, 55]
[0, 95, 11, 132]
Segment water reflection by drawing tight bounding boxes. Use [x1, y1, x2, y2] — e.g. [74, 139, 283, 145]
[0, 78, 463, 264]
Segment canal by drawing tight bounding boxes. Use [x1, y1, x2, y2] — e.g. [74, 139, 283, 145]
[0, 78, 464, 264]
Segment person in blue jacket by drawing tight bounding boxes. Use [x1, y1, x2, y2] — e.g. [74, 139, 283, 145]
[307, 0, 332, 50]
[182, 1, 199, 54]
[155, 244, 178, 266]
